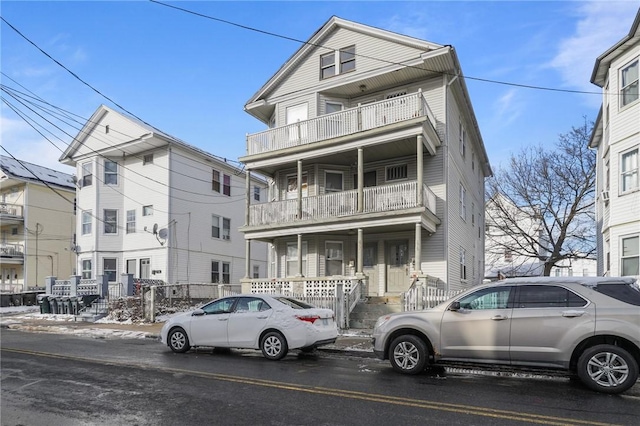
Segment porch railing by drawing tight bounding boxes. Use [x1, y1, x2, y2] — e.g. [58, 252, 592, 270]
[248, 180, 437, 227]
[402, 276, 463, 311]
[0, 243, 24, 258]
[0, 203, 23, 217]
[246, 91, 436, 156]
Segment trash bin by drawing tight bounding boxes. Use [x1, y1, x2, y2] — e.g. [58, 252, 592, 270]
[49, 297, 59, 314]
[60, 297, 70, 314]
[38, 295, 51, 314]
[69, 296, 79, 315]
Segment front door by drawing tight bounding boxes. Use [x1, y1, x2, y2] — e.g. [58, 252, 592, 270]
[227, 297, 272, 347]
[286, 103, 308, 144]
[140, 258, 150, 279]
[386, 240, 409, 293]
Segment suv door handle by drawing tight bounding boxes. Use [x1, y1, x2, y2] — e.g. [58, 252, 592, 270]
[218, 318, 228, 321]
[562, 310, 585, 317]
[491, 315, 508, 321]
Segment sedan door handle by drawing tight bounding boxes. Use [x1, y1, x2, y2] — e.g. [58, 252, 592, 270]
[491, 315, 508, 321]
[218, 318, 228, 321]
[562, 310, 585, 317]
[257, 316, 268, 319]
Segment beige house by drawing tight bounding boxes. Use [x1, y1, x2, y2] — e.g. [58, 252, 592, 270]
[0, 156, 76, 291]
[589, 9, 640, 278]
[240, 17, 491, 295]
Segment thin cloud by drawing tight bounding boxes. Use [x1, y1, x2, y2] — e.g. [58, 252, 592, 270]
[549, 2, 639, 97]
[494, 88, 522, 127]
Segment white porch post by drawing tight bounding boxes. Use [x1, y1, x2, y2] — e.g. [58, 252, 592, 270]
[245, 239, 251, 279]
[297, 233, 303, 277]
[417, 135, 424, 206]
[357, 228, 364, 275]
[357, 147, 364, 213]
[415, 223, 423, 274]
[297, 160, 303, 218]
[245, 169, 251, 226]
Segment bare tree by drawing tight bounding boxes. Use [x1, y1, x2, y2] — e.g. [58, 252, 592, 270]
[486, 120, 596, 277]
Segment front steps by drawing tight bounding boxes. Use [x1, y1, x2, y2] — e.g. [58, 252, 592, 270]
[348, 296, 403, 329]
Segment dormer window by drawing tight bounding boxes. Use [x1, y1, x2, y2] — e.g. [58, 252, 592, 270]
[320, 46, 356, 79]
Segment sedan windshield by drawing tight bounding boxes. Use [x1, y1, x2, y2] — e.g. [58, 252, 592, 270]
[274, 297, 315, 309]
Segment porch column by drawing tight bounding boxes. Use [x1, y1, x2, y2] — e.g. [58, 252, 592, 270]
[414, 223, 423, 274]
[297, 233, 303, 277]
[244, 239, 251, 279]
[416, 135, 424, 206]
[245, 170, 251, 226]
[297, 160, 303, 219]
[357, 228, 364, 274]
[357, 147, 364, 213]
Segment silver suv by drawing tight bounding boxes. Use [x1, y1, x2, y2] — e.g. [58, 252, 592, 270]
[372, 277, 640, 394]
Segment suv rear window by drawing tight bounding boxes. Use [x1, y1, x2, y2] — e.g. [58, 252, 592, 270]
[593, 283, 640, 306]
[516, 285, 587, 308]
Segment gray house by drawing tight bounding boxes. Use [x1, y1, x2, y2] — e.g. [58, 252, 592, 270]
[239, 17, 491, 295]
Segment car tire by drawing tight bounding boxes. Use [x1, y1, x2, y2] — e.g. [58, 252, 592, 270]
[168, 328, 190, 353]
[260, 331, 288, 360]
[389, 335, 428, 374]
[577, 344, 639, 394]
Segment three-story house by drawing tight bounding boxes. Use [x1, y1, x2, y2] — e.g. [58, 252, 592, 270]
[239, 17, 491, 295]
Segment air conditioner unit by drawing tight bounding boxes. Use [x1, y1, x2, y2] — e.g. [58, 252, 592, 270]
[601, 191, 610, 202]
[223, 235, 230, 240]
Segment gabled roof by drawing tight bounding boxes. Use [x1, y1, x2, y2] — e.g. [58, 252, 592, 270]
[59, 105, 248, 175]
[0, 155, 75, 190]
[591, 8, 640, 87]
[245, 16, 444, 107]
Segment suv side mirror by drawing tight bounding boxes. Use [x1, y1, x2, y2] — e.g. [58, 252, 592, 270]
[449, 301, 461, 311]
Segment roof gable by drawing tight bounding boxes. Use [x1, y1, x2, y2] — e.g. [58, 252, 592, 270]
[245, 16, 443, 106]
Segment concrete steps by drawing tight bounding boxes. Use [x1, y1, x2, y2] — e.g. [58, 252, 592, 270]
[348, 296, 403, 329]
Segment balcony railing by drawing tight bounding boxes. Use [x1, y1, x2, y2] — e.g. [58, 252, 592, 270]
[0, 203, 23, 218]
[246, 91, 436, 156]
[248, 180, 436, 227]
[0, 243, 24, 258]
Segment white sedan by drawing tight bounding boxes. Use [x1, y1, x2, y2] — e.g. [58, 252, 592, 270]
[160, 294, 338, 360]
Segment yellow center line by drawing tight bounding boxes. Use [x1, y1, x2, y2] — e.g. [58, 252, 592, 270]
[1, 347, 618, 426]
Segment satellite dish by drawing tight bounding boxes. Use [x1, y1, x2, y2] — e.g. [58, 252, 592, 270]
[152, 223, 158, 234]
[158, 228, 168, 239]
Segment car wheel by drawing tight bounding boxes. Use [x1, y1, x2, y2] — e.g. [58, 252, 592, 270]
[168, 328, 191, 353]
[260, 331, 288, 360]
[577, 344, 639, 394]
[389, 335, 428, 374]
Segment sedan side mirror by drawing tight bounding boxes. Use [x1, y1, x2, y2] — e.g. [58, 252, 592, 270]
[191, 309, 205, 316]
[449, 301, 461, 311]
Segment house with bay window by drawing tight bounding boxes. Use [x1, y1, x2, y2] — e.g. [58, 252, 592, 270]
[589, 9, 640, 278]
[239, 17, 491, 294]
[59, 105, 268, 287]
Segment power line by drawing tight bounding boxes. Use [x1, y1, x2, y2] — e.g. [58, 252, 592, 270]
[149, 0, 606, 97]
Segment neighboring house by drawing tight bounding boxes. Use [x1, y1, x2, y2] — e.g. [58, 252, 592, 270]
[484, 193, 544, 280]
[0, 156, 76, 291]
[239, 16, 491, 295]
[589, 9, 640, 278]
[59, 105, 268, 288]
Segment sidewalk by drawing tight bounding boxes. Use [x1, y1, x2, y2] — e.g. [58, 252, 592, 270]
[0, 311, 375, 357]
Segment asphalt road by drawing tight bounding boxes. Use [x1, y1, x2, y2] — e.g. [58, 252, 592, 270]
[2, 330, 639, 426]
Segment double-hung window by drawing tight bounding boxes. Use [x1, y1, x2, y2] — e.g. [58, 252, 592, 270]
[81, 162, 93, 187]
[103, 258, 117, 282]
[126, 210, 136, 234]
[223, 175, 231, 196]
[621, 59, 639, 107]
[459, 184, 467, 221]
[104, 209, 118, 234]
[253, 186, 261, 201]
[621, 148, 638, 193]
[460, 248, 467, 280]
[222, 218, 231, 240]
[212, 215, 231, 240]
[104, 160, 118, 185]
[212, 169, 231, 196]
[212, 170, 221, 192]
[622, 236, 639, 276]
[81, 211, 92, 235]
[81, 259, 92, 279]
[459, 121, 466, 159]
[320, 46, 355, 79]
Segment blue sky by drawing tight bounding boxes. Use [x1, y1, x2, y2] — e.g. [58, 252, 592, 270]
[1, 1, 639, 173]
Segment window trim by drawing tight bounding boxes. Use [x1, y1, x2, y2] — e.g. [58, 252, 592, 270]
[81, 259, 92, 279]
[620, 147, 639, 194]
[460, 247, 467, 281]
[81, 162, 93, 187]
[103, 258, 117, 282]
[142, 205, 154, 216]
[104, 160, 118, 185]
[621, 235, 639, 276]
[103, 209, 118, 235]
[81, 211, 92, 235]
[325, 170, 344, 193]
[126, 209, 136, 234]
[320, 46, 356, 80]
[459, 184, 467, 221]
[620, 58, 639, 108]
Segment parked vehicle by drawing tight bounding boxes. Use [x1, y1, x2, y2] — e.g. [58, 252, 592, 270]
[373, 277, 640, 394]
[160, 294, 337, 360]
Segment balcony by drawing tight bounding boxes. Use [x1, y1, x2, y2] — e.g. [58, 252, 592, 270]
[0, 204, 24, 225]
[0, 243, 24, 262]
[247, 180, 437, 229]
[245, 92, 438, 157]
